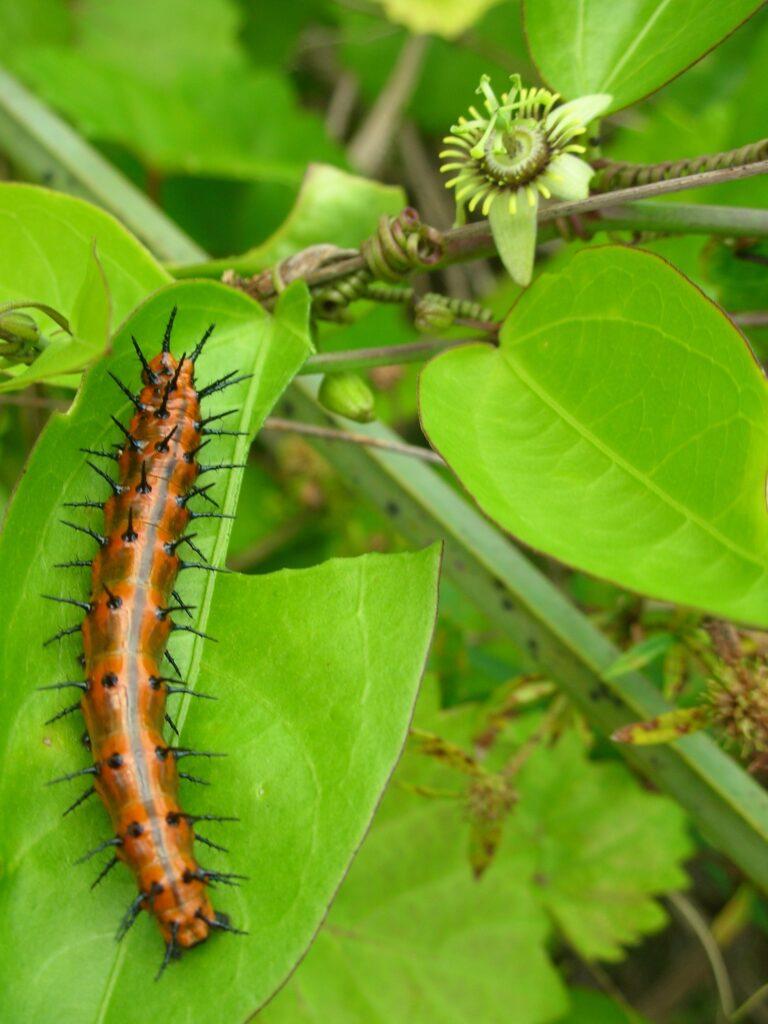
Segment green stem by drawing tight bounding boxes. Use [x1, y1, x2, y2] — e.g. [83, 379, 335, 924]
[442, 200, 768, 265]
[262, 417, 445, 465]
[301, 337, 477, 375]
[667, 892, 734, 1020]
[730, 981, 768, 1023]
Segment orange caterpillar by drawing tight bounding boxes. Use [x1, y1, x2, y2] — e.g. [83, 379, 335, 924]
[43, 311, 247, 976]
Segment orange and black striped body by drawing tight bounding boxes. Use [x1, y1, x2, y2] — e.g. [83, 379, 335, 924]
[44, 314, 246, 974]
[82, 349, 216, 951]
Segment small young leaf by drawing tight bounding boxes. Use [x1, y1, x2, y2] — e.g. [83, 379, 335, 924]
[603, 633, 676, 679]
[612, 707, 710, 746]
[2, 241, 114, 391]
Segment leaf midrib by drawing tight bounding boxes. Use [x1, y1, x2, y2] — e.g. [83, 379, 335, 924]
[499, 346, 768, 581]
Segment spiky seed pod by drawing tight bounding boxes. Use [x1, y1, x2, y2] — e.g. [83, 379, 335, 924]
[708, 662, 768, 756]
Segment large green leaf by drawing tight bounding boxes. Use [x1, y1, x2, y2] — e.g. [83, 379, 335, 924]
[420, 246, 768, 625]
[0, 276, 440, 1021]
[175, 164, 406, 278]
[523, 0, 763, 111]
[259, 797, 568, 1024]
[0, 183, 169, 390]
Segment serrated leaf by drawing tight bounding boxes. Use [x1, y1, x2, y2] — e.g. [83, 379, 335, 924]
[259, 797, 568, 1024]
[502, 731, 692, 961]
[523, 0, 763, 112]
[420, 246, 768, 626]
[403, 685, 691, 963]
[603, 633, 676, 679]
[263, 682, 690, 1020]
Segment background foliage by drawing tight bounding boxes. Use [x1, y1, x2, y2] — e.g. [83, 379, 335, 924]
[0, 1, 767, 1022]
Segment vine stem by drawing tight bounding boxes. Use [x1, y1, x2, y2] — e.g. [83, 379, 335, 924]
[731, 311, 768, 328]
[284, 159, 768, 294]
[0, 393, 69, 409]
[441, 159, 768, 264]
[730, 980, 768, 1022]
[667, 892, 735, 1021]
[301, 337, 476, 375]
[347, 34, 429, 176]
[262, 417, 445, 465]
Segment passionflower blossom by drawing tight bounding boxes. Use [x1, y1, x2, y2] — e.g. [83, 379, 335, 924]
[440, 75, 612, 285]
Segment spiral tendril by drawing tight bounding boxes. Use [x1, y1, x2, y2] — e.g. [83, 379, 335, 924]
[592, 139, 768, 192]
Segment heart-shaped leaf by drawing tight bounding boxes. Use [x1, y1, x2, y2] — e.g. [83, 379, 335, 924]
[420, 246, 768, 625]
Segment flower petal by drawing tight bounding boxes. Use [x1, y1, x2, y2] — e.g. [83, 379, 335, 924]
[489, 193, 538, 287]
[544, 93, 612, 135]
[541, 153, 595, 201]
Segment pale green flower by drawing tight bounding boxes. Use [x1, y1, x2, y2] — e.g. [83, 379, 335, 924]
[441, 75, 611, 285]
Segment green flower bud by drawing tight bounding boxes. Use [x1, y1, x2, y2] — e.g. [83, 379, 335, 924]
[414, 295, 455, 334]
[318, 372, 376, 423]
[0, 311, 41, 364]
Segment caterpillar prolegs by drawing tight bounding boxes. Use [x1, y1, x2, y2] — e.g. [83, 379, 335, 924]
[43, 310, 247, 977]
